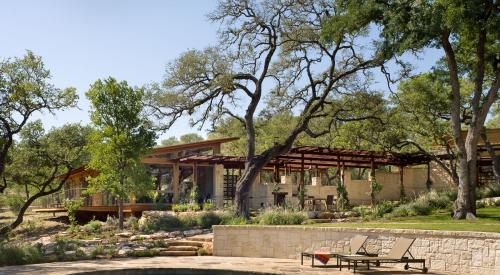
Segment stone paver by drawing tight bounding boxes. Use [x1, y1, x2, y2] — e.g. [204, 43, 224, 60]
[0, 256, 454, 275]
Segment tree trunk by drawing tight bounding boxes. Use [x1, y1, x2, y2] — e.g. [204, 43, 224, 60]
[234, 160, 266, 218]
[118, 198, 124, 229]
[0, 187, 60, 236]
[481, 128, 500, 185]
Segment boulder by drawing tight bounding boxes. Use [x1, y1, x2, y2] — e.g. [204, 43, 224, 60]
[183, 229, 204, 237]
[116, 232, 133, 238]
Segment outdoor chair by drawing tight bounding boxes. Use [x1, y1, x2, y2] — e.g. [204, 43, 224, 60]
[301, 235, 375, 267]
[338, 237, 427, 273]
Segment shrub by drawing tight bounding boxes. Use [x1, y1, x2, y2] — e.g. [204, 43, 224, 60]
[352, 206, 372, 219]
[63, 199, 83, 227]
[477, 184, 500, 199]
[256, 209, 307, 225]
[372, 201, 394, 218]
[91, 244, 105, 258]
[388, 191, 451, 218]
[202, 201, 215, 211]
[139, 214, 182, 232]
[83, 219, 103, 233]
[219, 211, 247, 225]
[197, 248, 208, 256]
[6, 195, 24, 213]
[0, 244, 44, 266]
[124, 216, 139, 231]
[105, 215, 119, 228]
[197, 212, 222, 229]
[172, 203, 188, 212]
[178, 213, 198, 228]
[476, 201, 486, 209]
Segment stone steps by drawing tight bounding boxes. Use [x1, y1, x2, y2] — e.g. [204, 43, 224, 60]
[159, 250, 197, 257]
[186, 234, 213, 242]
[166, 246, 199, 251]
[167, 240, 204, 247]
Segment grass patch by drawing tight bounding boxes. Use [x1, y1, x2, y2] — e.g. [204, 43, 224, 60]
[306, 207, 500, 233]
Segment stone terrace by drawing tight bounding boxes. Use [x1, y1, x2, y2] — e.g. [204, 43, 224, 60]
[0, 256, 454, 275]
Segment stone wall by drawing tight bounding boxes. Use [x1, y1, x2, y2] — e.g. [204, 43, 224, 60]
[213, 225, 500, 274]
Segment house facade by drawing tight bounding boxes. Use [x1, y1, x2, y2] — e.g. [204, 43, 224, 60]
[35, 130, 500, 220]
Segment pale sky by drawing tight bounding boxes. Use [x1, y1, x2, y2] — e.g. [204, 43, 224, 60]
[0, 0, 443, 142]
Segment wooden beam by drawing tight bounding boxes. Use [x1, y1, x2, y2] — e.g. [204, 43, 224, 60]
[172, 163, 180, 203]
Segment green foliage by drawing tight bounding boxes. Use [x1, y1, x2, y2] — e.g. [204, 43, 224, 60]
[6, 195, 24, 213]
[105, 215, 119, 228]
[370, 181, 383, 205]
[82, 219, 103, 234]
[197, 248, 208, 256]
[197, 212, 222, 229]
[86, 77, 156, 228]
[389, 191, 451, 218]
[202, 201, 215, 211]
[160, 133, 204, 146]
[124, 216, 139, 231]
[336, 182, 350, 211]
[477, 185, 500, 199]
[172, 203, 201, 212]
[372, 201, 395, 218]
[91, 244, 105, 258]
[256, 209, 307, 225]
[218, 211, 247, 225]
[189, 184, 201, 205]
[139, 215, 183, 232]
[64, 199, 83, 227]
[0, 244, 44, 266]
[1, 122, 90, 235]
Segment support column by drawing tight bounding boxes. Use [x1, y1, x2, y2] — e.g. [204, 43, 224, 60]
[274, 158, 280, 183]
[172, 163, 180, 203]
[300, 154, 305, 209]
[369, 159, 377, 206]
[399, 165, 406, 202]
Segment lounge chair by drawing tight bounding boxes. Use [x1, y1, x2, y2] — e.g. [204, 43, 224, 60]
[301, 235, 376, 267]
[339, 237, 428, 273]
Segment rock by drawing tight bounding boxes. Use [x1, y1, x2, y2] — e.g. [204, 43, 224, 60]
[117, 247, 132, 257]
[183, 229, 204, 237]
[64, 250, 76, 256]
[130, 234, 153, 241]
[116, 232, 133, 238]
[152, 232, 170, 239]
[169, 231, 183, 238]
[79, 239, 101, 246]
[33, 236, 53, 246]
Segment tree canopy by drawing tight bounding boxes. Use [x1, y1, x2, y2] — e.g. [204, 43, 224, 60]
[0, 51, 77, 193]
[0, 122, 90, 236]
[86, 77, 156, 229]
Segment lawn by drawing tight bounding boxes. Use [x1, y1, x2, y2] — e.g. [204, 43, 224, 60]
[309, 206, 500, 233]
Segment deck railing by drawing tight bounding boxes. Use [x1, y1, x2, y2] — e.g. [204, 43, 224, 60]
[32, 187, 117, 208]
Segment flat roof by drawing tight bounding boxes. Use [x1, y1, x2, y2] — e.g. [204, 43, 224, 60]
[150, 137, 239, 155]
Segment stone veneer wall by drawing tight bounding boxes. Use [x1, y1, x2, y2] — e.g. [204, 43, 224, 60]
[213, 225, 500, 274]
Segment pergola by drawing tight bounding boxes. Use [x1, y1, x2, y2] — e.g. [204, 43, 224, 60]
[179, 146, 433, 193]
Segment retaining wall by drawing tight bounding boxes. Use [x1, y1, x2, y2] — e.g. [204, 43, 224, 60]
[213, 225, 500, 274]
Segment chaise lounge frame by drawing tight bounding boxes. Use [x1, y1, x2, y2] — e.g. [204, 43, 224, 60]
[338, 238, 428, 273]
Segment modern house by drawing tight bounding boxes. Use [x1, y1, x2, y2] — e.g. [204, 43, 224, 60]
[34, 129, 500, 220]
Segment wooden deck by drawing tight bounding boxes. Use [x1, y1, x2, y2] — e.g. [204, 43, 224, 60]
[32, 203, 162, 213]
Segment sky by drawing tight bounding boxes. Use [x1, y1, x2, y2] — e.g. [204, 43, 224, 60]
[0, 0, 219, 141]
[1, 0, 443, 143]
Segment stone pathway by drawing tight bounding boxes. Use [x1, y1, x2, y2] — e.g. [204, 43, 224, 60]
[0, 256, 455, 275]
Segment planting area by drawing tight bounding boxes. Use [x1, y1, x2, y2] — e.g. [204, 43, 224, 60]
[309, 207, 500, 233]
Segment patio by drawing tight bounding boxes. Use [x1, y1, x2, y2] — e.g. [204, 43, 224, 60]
[0, 256, 452, 275]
